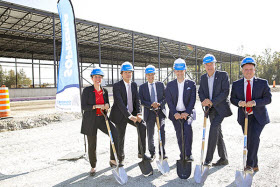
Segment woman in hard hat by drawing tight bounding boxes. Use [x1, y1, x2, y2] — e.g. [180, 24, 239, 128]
[80, 67, 119, 176]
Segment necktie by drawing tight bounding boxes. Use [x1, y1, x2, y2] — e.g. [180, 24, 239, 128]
[127, 84, 133, 113]
[246, 80, 252, 113]
[150, 83, 156, 103]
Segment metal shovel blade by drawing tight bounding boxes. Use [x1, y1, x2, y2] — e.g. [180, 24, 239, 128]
[112, 167, 128, 185]
[156, 159, 170, 175]
[138, 160, 153, 177]
[194, 164, 209, 184]
[176, 160, 192, 179]
[235, 170, 253, 187]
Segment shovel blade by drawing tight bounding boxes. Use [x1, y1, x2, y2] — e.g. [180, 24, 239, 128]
[156, 160, 170, 175]
[235, 170, 253, 187]
[112, 167, 128, 185]
[176, 160, 192, 179]
[194, 164, 209, 184]
[138, 160, 153, 177]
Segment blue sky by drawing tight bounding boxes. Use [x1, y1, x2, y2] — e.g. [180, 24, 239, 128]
[4, 0, 280, 56]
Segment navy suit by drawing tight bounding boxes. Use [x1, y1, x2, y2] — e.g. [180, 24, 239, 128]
[231, 77, 272, 167]
[165, 79, 196, 158]
[198, 70, 232, 163]
[139, 81, 166, 156]
[110, 80, 147, 162]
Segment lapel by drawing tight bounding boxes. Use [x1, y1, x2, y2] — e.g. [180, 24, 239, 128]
[155, 81, 160, 101]
[204, 74, 209, 98]
[91, 86, 96, 103]
[252, 77, 257, 100]
[175, 79, 179, 104]
[120, 80, 127, 104]
[145, 82, 151, 101]
[131, 82, 135, 102]
[240, 78, 245, 100]
[183, 79, 188, 98]
[212, 71, 218, 97]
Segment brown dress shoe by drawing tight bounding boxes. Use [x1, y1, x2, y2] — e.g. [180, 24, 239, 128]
[244, 166, 254, 174]
[253, 166, 259, 172]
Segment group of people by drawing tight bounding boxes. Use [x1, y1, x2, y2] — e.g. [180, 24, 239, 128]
[80, 54, 271, 177]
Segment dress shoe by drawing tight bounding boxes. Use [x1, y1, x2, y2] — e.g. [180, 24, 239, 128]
[138, 154, 152, 161]
[244, 166, 254, 174]
[203, 161, 211, 167]
[212, 158, 229, 166]
[109, 160, 117, 167]
[118, 160, 124, 167]
[150, 154, 156, 162]
[90, 168, 96, 176]
[185, 155, 194, 162]
[253, 166, 259, 172]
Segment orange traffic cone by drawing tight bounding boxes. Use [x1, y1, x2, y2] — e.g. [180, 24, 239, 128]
[0, 85, 12, 119]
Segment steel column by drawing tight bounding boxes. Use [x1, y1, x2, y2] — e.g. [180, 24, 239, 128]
[158, 37, 160, 81]
[132, 32, 135, 81]
[98, 23, 101, 67]
[53, 14, 57, 88]
[32, 53, 34, 87]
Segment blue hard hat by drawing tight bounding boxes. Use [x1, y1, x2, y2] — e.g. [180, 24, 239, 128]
[173, 58, 186, 70]
[241, 57, 256, 67]
[90, 67, 104, 76]
[120, 61, 134, 72]
[203, 54, 217, 64]
[145, 65, 156, 74]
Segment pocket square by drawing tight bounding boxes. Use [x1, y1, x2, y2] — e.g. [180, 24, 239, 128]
[187, 87, 191, 90]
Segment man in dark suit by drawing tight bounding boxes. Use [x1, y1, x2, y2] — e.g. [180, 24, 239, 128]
[139, 65, 167, 161]
[165, 58, 196, 161]
[231, 57, 272, 173]
[198, 54, 232, 167]
[110, 61, 151, 165]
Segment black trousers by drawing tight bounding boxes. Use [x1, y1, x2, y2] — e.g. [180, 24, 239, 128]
[241, 114, 264, 168]
[115, 119, 147, 162]
[146, 112, 166, 156]
[87, 116, 118, 168]
[205, 108, 228, 163]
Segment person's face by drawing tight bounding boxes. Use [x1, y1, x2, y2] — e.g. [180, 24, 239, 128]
[146, 73, 155, 83]
[91, 75, 103, 85]
[204, 62, 216, 75]
[242, 64, 255, 80]
[174, 70, 186, 79]
[121, 71, 133, 81]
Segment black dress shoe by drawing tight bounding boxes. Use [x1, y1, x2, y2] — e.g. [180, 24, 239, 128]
[185, 155, 194, 162]
[90, 169, 96, 176]
[138, 153, 152, 161]
[118, 160, 124, 167]
[212, 158, 229, 166]
[150, 154, 156, 162]
[203, 161, 211, 167]
[244, 166, 254, 174]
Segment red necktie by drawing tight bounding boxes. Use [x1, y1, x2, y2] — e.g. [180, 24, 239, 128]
[246, 80, 252, 113]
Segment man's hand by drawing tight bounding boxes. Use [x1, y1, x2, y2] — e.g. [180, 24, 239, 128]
[151, 102, 158, 109]
[202, 99, 213, 107]
[246, 101, 256, 107]
[104, 103, 109, 110]
[181, 113, 189, 120]
[174, 113, 181, 120]
[238, 101, 247, 107]
[129, 116, 137, 123]
[136, 114, 142, 122]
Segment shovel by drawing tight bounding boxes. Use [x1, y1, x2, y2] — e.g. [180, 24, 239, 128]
[101, 110, 128, 185]
[136, 121, 153, 177]
[194, 105, 210, 184]
[176, 118, 192, 179]
[235, 107, 253, 187]
[152, 108, 170, 175]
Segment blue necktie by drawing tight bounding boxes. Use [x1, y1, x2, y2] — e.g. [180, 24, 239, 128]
[151, 83, 156, 103]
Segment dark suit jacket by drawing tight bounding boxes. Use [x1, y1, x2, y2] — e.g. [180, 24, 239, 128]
[165, 79, 196, 121]
[139, 81, 166, 121]
[110, 80, 141, 124]
[198, 70, 232, 118]
[80, 86, 110, 136]
[230, 77, 272, 126]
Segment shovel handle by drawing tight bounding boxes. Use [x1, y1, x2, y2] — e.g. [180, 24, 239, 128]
[101, 110, 119, 165]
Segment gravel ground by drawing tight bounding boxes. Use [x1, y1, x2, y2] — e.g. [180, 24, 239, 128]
[0, 93, 279, 187]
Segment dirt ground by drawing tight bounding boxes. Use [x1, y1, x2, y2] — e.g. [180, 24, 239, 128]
[0, 92, 279, 187]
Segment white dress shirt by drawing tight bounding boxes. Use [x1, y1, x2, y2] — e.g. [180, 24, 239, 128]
[124, 81, 132, 111]
[176, 80, 186, 111]
[207, 71, 216, 100]
[148, 82, 158, 103]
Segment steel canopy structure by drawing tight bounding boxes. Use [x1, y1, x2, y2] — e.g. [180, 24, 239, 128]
[0, 1, 243, 88]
